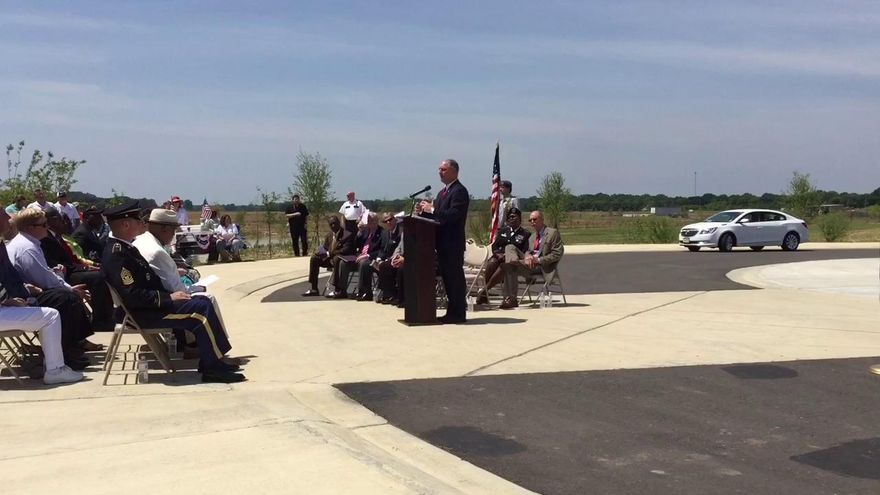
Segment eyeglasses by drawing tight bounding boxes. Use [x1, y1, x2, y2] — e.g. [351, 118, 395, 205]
[528, 218, 539, 223]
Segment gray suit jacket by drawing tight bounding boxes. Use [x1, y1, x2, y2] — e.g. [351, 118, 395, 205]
[536, 227, 564, 273]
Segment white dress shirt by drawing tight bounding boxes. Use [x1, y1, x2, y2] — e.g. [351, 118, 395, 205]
[6, 233, 70, 290]
[27, 201, 53, 212]
[176, 208, 189, 226]
[339, 200, 365, 221]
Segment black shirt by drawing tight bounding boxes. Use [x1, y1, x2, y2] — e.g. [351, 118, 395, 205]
[285, 203, 309, 231]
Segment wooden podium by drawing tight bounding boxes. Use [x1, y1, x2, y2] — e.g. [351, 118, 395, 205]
[402, 215, 438, 325]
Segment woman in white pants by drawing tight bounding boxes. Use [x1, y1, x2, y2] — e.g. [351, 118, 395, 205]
[0, 303, 83, 385]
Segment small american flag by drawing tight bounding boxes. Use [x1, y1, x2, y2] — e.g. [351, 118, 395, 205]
[488, 142, 501, 244]
[200, 198, 212, 221]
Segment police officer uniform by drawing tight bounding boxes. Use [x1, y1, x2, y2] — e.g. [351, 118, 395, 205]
[101, 201, 243, 383]
[491, 224, 531, 256]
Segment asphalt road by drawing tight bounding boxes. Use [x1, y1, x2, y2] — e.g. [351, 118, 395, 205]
[339, 357, 880, 495]
[329, 248, 880, 494]
[262, 248, 877, 302]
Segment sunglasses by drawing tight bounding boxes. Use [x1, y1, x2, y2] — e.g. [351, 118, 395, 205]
[528, 218, 539, 222]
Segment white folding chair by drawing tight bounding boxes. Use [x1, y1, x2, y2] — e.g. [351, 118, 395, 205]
[102, 283, 176, 385]
[464, 239, 490, 296]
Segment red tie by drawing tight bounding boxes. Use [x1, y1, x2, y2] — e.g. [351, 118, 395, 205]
[533, 232, 541, 252]
[439, 187, 448, 199]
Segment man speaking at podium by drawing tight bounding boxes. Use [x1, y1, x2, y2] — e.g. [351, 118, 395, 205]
[417, 159, 470, 324]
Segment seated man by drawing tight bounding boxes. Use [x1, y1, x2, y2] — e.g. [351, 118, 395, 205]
[302, 215, 355, 296]
[477, 208, 530, 304]
[101, 201, 244, 383]
[333, 212, 385, 301]
[374, 213, 402, 303]
[7, 208, 98, 367]
[0, 208, 83, 384]
[41, 208, 114, 330]
[132, 208, 226, 330]
[376, 228, 405, 305]
[500, 210, 564, 309]
[72, 205, 107, 263]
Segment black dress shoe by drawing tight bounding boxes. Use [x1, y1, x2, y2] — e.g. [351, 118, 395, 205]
[438, 315, 467, 324]
[302, 289, 321, 297]
[201, 369, 247, 383]
[499, 298, 519, 310]
[65, 357, 89, 371]
[357, 292, 373, 301]
[476, 291, 489, 305]
[214, 360, 241, 372]
[332, 291, 348, 299]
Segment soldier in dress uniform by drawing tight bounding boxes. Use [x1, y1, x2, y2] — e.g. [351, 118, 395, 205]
[476, 207, 530, 304]
[100, 200, 245, 383]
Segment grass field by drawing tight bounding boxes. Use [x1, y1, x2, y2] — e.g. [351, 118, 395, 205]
[186, 210, 880, 261]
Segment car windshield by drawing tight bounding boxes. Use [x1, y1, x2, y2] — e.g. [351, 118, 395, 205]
[705, 211, 742, 223]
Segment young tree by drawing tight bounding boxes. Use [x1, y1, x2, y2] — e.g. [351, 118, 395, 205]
[785, 171, 818, 218]
[3, 141, 85, 203]
[291, 150, 333, 248]
[537, 171, 572, 229]
[258, 188, 281, 259]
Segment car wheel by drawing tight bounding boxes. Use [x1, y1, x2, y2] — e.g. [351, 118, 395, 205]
[687, 246, 700, 252]
[750, 246, 764, 251]
[718, 233, 735, 252]
[781, 232, 800, 251]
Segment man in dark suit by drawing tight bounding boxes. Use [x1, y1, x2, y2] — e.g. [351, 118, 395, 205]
[418, 159, 470, 324]
[334, 213, 385, 301]
[72, 205, 106, 263]
[302, 215, 355, 296]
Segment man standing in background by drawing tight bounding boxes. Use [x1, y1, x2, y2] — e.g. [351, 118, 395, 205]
[285, 194, 309, 256]
[339, 191, 364, 233]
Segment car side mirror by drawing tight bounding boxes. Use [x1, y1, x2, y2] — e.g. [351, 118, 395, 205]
[738, 218, 750, 224]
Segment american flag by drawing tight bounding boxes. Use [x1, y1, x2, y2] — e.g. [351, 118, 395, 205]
[488, 142, 501, 244]
[200, 198, 212, 221]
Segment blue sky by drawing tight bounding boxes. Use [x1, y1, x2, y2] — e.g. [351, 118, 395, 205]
[1, 1, 878, 204]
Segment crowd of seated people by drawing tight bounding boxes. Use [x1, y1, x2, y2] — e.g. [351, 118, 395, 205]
[304, 207, 562, 311]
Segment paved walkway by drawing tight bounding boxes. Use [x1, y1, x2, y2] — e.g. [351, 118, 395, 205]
[1, 242, 877, 494]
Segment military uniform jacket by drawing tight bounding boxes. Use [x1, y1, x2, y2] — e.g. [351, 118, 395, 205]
[101, 236, 173, 323]
[491, 226, 530, 255]
[72, 224, 105, 263]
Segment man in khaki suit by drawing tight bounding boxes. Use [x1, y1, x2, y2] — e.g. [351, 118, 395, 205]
[500, 210, 564, 309]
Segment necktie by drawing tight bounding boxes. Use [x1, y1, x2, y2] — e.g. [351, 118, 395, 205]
[439, 187, 448, 199]
[533, 232, 541, 253]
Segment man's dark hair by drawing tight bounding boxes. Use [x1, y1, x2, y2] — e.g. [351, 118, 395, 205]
[507, 207, 522, 218]
[293, 194, 300, 200]
[444, 159, 459, 171]
[45, 208, 61, 219]
[501, 180, 512, 190]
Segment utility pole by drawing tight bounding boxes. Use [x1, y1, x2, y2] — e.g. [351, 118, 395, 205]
[694, 171, 699, 209]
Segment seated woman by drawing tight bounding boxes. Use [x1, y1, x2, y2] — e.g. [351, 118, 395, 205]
[476, 207, 530, 304]
[214, 214, 245, 262]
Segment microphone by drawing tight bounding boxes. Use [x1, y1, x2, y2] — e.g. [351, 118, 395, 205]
[408, 185, 432, 198]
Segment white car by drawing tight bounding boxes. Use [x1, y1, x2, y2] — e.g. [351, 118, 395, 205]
[679, 209, 809, 252]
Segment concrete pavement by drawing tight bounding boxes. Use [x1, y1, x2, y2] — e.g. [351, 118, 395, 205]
[1, 242, 877, 494]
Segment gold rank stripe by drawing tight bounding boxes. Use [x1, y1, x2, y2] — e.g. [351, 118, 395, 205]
[162, 313, 222, 358]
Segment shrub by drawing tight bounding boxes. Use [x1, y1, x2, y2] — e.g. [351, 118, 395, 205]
[867, 205, 880, 221]
[817, 212, 851, 241]
[622, 216, 678, 243]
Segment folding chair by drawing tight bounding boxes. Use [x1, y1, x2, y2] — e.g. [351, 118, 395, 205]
[0, 330, 25, 384]
[102, 283, 176, 385]
[519, 268, 567, 306]
[464, 239, 490, 297]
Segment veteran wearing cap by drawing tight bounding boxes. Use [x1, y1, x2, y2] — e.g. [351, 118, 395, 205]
[54, 191, 80, 229]
[132, 208, 228, 330]
[72, 205, 107, 263]
[101, 201, 244, 383]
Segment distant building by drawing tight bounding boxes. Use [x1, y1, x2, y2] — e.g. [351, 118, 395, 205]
[650, 207, 681, 217]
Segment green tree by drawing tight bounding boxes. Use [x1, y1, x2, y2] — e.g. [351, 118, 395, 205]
[258, 188, 281, 259]
[3, 141, 85, 204]
[291, 150, 334, 248]
[785, 171, 818, 218]
[537, 171, 572, 229]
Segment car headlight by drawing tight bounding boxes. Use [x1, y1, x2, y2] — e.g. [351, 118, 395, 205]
[699, 227, 717, 234]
